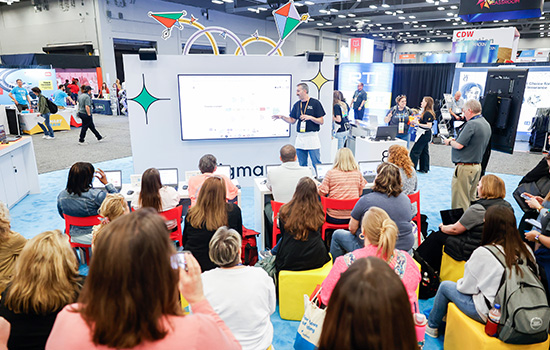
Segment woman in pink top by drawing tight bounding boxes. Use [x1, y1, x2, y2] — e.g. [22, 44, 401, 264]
[321, 206, 420, 309]
[318, 148, 366, 224]
[46, 208, 241, 350]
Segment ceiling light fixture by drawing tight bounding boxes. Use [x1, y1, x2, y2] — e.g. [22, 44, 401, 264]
[399, 16, 405, 19]
[369, 5, 377, 9]
[304, 1, 314, 5]
[437, 7, 444, 10]
[450, 5, 458, 9]
[348, 13, 356, 17]
[396, 10, 404, 14]
[409, 15, 416, 18]
[212, 0, 223, 4]
[382, 3, 390, 8]
[385, 10, 392, 14]
[338, 14, 345, 18]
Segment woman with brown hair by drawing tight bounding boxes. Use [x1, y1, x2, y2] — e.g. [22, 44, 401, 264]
[182, 177, 242, 272]
[318, 257, 419, 350]
[330, 163, 414, 259]
[388, 144, 417, 195]
[0, 230, 82, 349]
[321, 207, 420, 309]
[417, 174, 512, 273]
[409, 96, 435, 173]
[274, 177, 330, 273]
[384, 94, 413, 146]
[131, 168, 180, 212]
[46, 209, 240, 349]
[0, 202, 26, 294]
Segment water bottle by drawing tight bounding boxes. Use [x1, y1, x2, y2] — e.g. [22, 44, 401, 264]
[485, 303, 501, 337]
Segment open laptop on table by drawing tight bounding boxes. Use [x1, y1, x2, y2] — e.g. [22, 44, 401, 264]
[214, 165, 231, 179]
[374, 125, 398, 141]
[358, 161, 381, 183]
[158, 168, 179, 190]
[315, 163, 333, 182]
[92, 170, 122, 191]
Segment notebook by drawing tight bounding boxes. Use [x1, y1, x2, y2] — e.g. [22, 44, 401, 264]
[440, 208, 465, 226]
[92, 170, 122, 191]
[158, 168, 179, 190]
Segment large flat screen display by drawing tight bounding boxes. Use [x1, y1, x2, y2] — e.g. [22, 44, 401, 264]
[178, 74, 292, 140]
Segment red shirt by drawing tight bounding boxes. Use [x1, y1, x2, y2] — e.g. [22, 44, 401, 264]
[67, 84, 79, 94]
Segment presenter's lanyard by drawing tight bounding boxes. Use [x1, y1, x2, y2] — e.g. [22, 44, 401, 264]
[300, 98, 310, 133]
[397, 108, 406, 134]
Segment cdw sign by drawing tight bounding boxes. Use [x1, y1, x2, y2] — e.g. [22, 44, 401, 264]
[455, 30, 475, 39]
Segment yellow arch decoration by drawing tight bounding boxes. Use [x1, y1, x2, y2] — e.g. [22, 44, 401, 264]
[178, 18, 219, 55]
[235, 36, 283, 56]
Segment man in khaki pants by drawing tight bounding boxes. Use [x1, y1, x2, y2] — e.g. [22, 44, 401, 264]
[444, 99, 491, 211]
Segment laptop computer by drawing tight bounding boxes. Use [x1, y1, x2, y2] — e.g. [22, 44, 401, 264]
[0, 125, 6, 143]
[214, 165, 232, 179]
[265, 164, 279, 176]
[374, 125, 398, 141]
[440, 208, 464, 226]
[315, 163, 333, 181]
[358, 161, 381, 182]
[92, 170, 122, 191]
[158, 168, 179, 190]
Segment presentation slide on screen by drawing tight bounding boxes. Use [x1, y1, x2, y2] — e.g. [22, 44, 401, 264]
[178, 74, 291, 140]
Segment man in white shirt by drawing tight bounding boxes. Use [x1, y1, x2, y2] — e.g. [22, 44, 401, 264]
[449, 91, 465, 135]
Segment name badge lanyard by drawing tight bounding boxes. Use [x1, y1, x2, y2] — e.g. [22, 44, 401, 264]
[398, 110, 405, 134]
[300, 98, 310, 133]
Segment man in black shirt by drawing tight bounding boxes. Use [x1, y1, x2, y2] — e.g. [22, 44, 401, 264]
[273, 83, 325, 169]
[351, 83, 367, 121]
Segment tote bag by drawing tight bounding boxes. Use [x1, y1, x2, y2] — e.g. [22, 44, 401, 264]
[294, 287, 326, 350]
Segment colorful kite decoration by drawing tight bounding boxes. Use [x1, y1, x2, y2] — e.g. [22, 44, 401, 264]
[148, 11, 187, 39]
[273, 1, 309, 42]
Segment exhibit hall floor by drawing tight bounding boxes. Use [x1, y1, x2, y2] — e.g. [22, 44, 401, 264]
[8, 153, 530, 350]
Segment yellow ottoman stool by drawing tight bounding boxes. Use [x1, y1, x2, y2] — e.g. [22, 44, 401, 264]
[444, 303, 550, 350]
[278, 259, 333, 321]
[440, 250, 466, 282]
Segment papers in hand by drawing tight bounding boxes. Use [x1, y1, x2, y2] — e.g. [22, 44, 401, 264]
[36, 116, 45, 124]
[526, 218, 542, 230]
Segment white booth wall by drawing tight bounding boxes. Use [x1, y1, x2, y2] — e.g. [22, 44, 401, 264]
[124, 55, 335, 186]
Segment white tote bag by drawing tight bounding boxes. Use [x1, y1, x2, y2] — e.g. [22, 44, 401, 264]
[293, 288, 326, 350]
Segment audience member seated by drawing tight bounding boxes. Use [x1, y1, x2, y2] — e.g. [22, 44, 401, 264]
[0, 230, 82, 349]
[202, 227, 275, 350]
[426, 205, 536, 338]
[388, 144, 418, 195]
[46, 209, 240, 349]
[330, 163, 414, 259]
[274, 177, 331, 274]
[188, 154, 238, 207]
[321, 207, 420, 309]
[266, 144, 312, 204]
[57, 162, 118, 245]
[183, 177, 242, 272]
[318, 257, 419, 350]
[0, 202, 26, 294]
[131, 168, 180, 212]
[318, 148, 366, 225]
[417, 174, 511, 272]
[517, 151, 550, 233]
[92, 194, 129, 246]
[523, 192, 550, 289]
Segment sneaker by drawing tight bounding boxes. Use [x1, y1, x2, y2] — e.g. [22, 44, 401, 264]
[259, 249, 272, 259]
[425, 326, 439, 338]
[46, 135, 55, 140]
[42, 135, 48, 139]
[98, 135, 106, 142]
[78, 141, 89, 146]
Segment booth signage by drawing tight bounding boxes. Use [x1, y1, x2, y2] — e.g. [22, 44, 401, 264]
[399, 54, 416, 60]
[452, 27, 519, 62]
[459, 0, 543, 22]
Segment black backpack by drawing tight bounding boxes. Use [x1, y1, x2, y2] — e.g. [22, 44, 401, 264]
[46, 98, 58, 114]
[485, 245, 550, 344]
[413, 249, 440, 299]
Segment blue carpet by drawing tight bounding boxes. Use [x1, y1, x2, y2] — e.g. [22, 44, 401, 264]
[8, 159, 524, 350]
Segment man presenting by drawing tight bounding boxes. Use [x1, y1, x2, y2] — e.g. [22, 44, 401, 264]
[444, 99, 491, 211]
[273, 83, 325, 169]
[8, 79, 32, 112]
[351, 82, 367, 121]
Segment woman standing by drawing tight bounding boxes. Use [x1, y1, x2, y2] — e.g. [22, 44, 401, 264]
[31, 87, 54, 140]
[98, 82, 110, 99]
[333, 91, 350, 150]
[384, 95, 412, 145]
[409, 96, 435, 173]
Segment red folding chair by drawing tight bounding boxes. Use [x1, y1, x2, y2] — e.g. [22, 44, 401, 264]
[320, 197, 360, 240]
[159, 205, 184, 244]
[407, 191, 422, 246]
[271, 201, 284, 249]
[63, 214, 101, 264]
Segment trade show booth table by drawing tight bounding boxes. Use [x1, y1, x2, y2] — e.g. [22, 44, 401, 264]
[92, 99, 112, 115]
[0, 137, 40, 208]
[19, 108, 80, 135]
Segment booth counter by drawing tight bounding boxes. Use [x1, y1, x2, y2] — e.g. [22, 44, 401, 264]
[19, 108, 80, 135]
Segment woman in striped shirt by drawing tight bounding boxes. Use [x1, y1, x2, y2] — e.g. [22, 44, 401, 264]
[318, 148, 367, 225]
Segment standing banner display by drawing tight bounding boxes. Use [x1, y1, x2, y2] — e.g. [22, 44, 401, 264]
[0, 68, 57, 106]
[338, 63, 394, 122]
[459, 0, 543, 22]
[452, 27, 519, 63]
[347, 38, 374, 63]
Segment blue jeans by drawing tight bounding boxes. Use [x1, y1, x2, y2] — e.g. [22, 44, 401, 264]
[329, 229, 364, 260]
[428, 281, 484, 328]
[334, 131, 347, 149]
[38, 113, 54, 137]
[396, 132, 409, 148]
[296, 148, 321, 169]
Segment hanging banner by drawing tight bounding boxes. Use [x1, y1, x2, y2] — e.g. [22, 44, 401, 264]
[452, 27, 519, 62]
[0, 68, 57, 106]
[459, 0, 543, 22]
[347, 38, 374, 63]
[517, 70, 550, 133]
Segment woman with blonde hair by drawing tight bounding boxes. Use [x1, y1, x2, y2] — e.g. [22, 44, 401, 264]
[92, 193, 129, 246]
[417, 174, 512, 272]
[182, 177, 242, 272]
[0, 202, 26, 294]
[330, 163, 414, 259]
[0, 230, 82, 349]
[333, 90, 350, 149]
[319, 148, 366, 225]
[388, 144, 418, 195]
[275, 177, 331, 273]
[202, 227, 275, 350]
[321, 207, 420, 308]
[46, 209, 240, 349]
